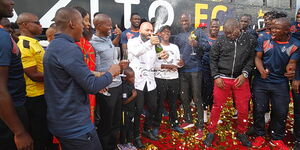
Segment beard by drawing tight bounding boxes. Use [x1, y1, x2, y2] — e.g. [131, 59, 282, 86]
[141, 34, 150, 42]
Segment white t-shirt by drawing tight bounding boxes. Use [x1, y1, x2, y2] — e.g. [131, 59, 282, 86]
[155, 43, 180, 80]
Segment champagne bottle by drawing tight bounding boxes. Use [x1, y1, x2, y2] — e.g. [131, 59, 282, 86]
[155, 44, 163, 53]
[155, 44, 163, 59]
[155, 35, 163, 59]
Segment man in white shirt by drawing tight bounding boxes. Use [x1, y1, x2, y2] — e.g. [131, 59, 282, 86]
[152, 25, 185, 137]
[127, 22, 168, 148]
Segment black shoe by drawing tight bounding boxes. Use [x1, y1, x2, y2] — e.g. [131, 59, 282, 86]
[295, 141, 300, 150]
[142, 130, 158, 141]
[236, 133, 252, 147]
[246, 126, 256, 136]
[134, 137, 145, 149]
[204, 133, 214, 147]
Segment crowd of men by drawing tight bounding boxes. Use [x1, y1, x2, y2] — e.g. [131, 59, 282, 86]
[1, 0, 300, 150]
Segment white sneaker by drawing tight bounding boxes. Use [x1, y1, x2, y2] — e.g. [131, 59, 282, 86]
[218, 120, 223, 124]
[265, 112, 270, 123]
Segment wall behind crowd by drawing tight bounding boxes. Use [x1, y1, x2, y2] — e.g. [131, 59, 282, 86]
[12, 0, 297, 37]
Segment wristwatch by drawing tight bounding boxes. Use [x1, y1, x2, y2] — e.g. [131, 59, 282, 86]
[242, 72, 249, 78]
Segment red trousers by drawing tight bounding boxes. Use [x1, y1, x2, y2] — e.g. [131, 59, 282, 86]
[208, 78, 251, 133]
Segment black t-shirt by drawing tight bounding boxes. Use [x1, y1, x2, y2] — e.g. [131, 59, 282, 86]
[0, 28, 26, 106]
[122, 81, 136, 111]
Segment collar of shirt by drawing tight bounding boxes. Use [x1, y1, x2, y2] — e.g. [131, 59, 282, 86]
[18, 35, 39, 43]
[54, 33, 75, 43]
[91, 34, 111, 42]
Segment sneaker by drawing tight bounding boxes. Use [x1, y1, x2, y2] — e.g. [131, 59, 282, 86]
[217, 120, 223, 124]
[236, 133, 252, 147]
[195, 129, 203, 140]
[134, 137, 145, 149]
[294, 141, 300, 150]
[180, 122, 194, 129]
[204, 133, 214, 147]
[152, 128, 159, 138]
[117, 144, 128, 150]
[232, 110, 238, 119]
[117, 143, 135, 150]
[270, 140, 289, 150]
[172, 126, 185, 134]
[142, 130, 158, 141]
[127, 143, 137, 150]
[252, 136, 266, 148]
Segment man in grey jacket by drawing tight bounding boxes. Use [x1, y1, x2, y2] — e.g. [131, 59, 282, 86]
[90, 13, 122, 150]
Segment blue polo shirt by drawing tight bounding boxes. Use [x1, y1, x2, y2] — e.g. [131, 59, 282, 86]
[291, 21, 300, 41]
[255, 36, 300, 83]
[120, 29, 139, 44]
[44, 33, 113, 139]
[0, 28, 26, 107]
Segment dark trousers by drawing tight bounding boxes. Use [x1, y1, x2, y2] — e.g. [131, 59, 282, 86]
[95, 85, 122, 150]
[0, 105, 29, 150]
[179, 72, 204, 129]
[153, 78, 180, 128]
[25, 95, 53, 150]
[252, 79, 290, 140]
[120, 109, 135, 143]
[58, 129, 102, 150]
[293, 90, 300, 142]
[201, 70, 213, 110]
[134, 85, 157, 138]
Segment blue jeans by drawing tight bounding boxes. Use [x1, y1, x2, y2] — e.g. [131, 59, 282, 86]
[293, 90, 300, 142]
[58, 129, 102, 150]
[252, 78, 290, 140]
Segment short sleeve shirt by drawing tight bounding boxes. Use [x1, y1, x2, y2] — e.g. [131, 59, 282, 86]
[18, 36, 45, 97]
[255, 36, 300, 83]
[120, 29, 139, 44]
[0, 27, 26, 106]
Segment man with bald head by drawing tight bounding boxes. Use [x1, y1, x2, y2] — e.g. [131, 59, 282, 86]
[0, 0, 34, 149]
[90, 13, 123, 150]
[16, 12, 53, 150]
[252, 18, 299, 149]
[204, 18, 256, 147]
[44, 7, 120, 150]
[128, 22, 168, 148]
